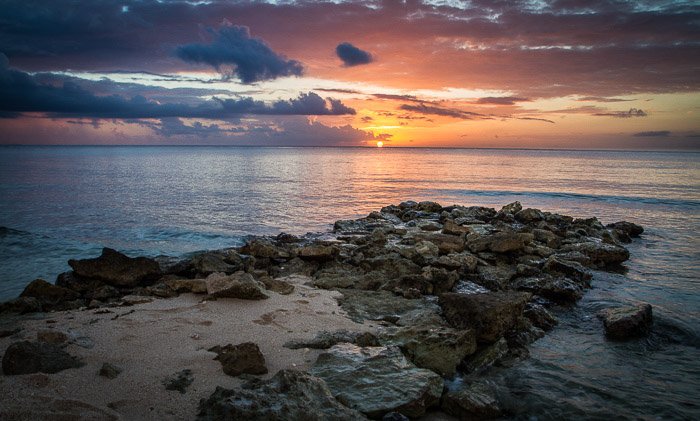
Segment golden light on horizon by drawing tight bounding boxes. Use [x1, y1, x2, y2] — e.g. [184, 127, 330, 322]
[376, 141, 384, 148]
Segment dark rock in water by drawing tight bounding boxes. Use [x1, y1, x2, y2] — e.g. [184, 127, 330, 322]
[19, 279, 81, 311]
[284, 330, 379, 349]
[197, 370, 364, 421]
[99, 362, 122, 379]
[439, 291, 531, 343]
[209, 342, 268, 376]
[163, 369, 194, 393]
[511, 275, 584, 303]
[441, 380, 503, 420]
[523, 303, 558, 331]
[598, 303, 653, 339]
[460, 338, 509, 374]
[0, 296, 42, 314]
[561, 241, 630, 266]
[380, 325, 477, 377]
[2, 341, 83, 375]
[310, 344, 443, 418]
[382, 412, 410, 421]
[607, 221, 644, 237]
[543, 255, 592, 284]
[68, 248, 161, 287]
[204, 272, 268, 300]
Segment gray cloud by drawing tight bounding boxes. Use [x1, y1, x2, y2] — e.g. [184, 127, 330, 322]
[336, 42, 373, 67]
[175, 24, 303, 83]
[633, 130, 671, 137]
[399, 103, 486, 119]
[593, 108, 648, 118]
[476, 96, 530, 105]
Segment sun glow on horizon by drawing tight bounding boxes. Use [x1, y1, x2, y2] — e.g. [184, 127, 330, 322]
[376, 141, 384, 148]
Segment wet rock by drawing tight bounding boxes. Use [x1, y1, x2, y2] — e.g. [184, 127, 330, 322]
[441, 380, 503, 420]
[197, 370, 364, 421]
[68, 248, 161, 287]
[163, 369, 194, 393]
[99, 362, 122, 379]
[205, 271, 268, 300]
[284, 330, 379, 349]
[380, 325, 477, 377]
[297, 244, 340, 261]
[19, 279, 81, 311]
[598, 303, 653, 339]
[467, 232, 533, 254]
[0, 296, 42, 314]
[515, 208, 545, 223]
[439, 291, 531, 343]
[561, 241, 630, 266]
[511, 275, 584, 303]
[543, 255, 592, 284]
[607, 221, 644, 237]
[459, 338, 509, 374]
[209, 342, 268, 376]
[2, 341, 83, 375]
[523, 303, 558, 331]
[310, 344, 443, 418]
[164, 277, 208, 294]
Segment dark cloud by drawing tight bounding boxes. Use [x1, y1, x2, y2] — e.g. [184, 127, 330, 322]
[476, 96, 530, 105]
[577, 96, 634, 103]
[175, 24, 303, 83]
[373, 93, 422, 102]
[633, 130, 671, 137]
[336, 42, 373, 67]
[217, 93, 355, 116]
[517, 117, 555, 124]
[593, 108, 647, 118]
[314, 88, 363, 95]
[399, 103, 486, 119]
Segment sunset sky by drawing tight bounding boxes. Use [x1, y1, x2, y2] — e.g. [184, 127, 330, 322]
[1, 0, 698, 149]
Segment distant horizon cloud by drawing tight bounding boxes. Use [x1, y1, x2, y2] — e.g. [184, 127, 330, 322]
[594, 108, 648, 118]
[176, 24, 304, 83]
[633, 130, 671, 137]
[336, 42, 373, 67]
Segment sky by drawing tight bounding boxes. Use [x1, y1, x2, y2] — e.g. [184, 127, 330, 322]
[0, 0, 698, 149]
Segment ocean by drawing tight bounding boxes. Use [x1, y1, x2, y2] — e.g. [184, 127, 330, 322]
[1, 145, 698, 418]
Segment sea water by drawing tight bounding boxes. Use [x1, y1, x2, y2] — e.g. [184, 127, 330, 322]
[0, 146, 698, 418]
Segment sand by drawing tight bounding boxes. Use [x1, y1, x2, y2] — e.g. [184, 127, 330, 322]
[0, 275, 374, 420]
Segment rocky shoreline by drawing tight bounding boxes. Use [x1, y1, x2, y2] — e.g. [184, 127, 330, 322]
[0, 201, 651, 420]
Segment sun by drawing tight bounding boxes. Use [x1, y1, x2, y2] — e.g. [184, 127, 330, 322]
[376, 141, 384, 148]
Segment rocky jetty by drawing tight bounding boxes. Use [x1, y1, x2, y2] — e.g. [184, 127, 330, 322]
[0, 201, 647, 419]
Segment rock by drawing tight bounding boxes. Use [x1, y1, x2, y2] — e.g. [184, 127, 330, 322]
[284, 330, 379, 349]
[0, 327, 22, 338]
[36, 330, 68, 344]
[164, 278, 208, 294]
[68, 248, 161, 287]
[56, 271, 107, 295]
[2, 341, 83, 375]
[297, 244, 340, 261]
[543, 255, 592, 284]
[163, 369, 194, 393]
[19, 279, 81, 311]
[240, 239, 290, 259]
[459, 338, 509, 374]
[191, 253, 240, 275]
[515, 208, 545, 223]
[417, 220, 442, 232]
[120, 295, 154, 305]
[523, 303, 558, 331]
[442, 219, 471, 236]
[210, 342, 268, 376]
[561, 241, 630, 266]
[417, 201, 443, 213]
[511, 275, 584, 303]
[439, 291, 531, 343]
[99, 362, 122, 379]
[0, 296, 42, 314]
[598, 303, 653, 339]
[260, 277, 295, 295]
[334, 218, 394, 234]
[471, 264, 517, 291]
[413, 232, 466, 254]
[500, 201, 522, 215]
[422, 266, 459, 294]
[197, 370, 364, 421]
[382, 412, 410, 421]
[399, 241, 440, 265]
[88, 285, 121, 301]
[272, 257, 319, 278]
[205, 272, 268, 300]
[441, 380, 503, 420]
[467, 232, 533, 253]
[381, 325, 477, 377]
[532, 228, 560, 248]
[433, 252, 478, 274]
[336, 289, 443, 325]
[310, 344, 443, 418]
[607, 221, 644, 237]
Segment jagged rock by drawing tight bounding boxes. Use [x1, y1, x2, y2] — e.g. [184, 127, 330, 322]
[336, 289, 443, 325]
[417, 220, 442, 232]
[284, 330, 379, 349]
[422, 266, 459, 294]
[88, 284, 121, 301]
[205, 272, 268, 300]
[459, 338, 509, 374]
[532, 228, 561, 248]
[68, 248, 161, 287]
[450, 206, 497, 222]
[606, 221, 644, 237]
[164, 278, 208, 294]
[439, 291, 531, 343]
[511, 275, 584, 303]
[413, 232, 466, 254]
[19, 279, 81, 311]
[360, 254, 423, 279]
[272, 257, 319, 278]
[0, 297, 42, 314]
[55, 271, 106, 294]
[523, 303, 558, 331]
[467, 232, 533, 254]
[297, 244, 340, 261]
[433, 252, 478, 274]
[191, 253, 240, 275]
[398, 241, 440, 265]
[471, 264, 517, 291]
[561, 241, 630, 266]
[310, 344, 443, 418]
[598, 303, 653, 339]
[382, 412, 410, 421]
[417, 201, 443, 213]
[500, 201, 522, 215]
[209, 342, 268, 376]
[441, 380, 503, 420]
[99, 362, 122, 379]
[240, 239, 291, 259]
[197, 370, 365, 421]
[2, 341, 83, 375]
[334, 218, 395, 234]
[163, 369, 193, 393]
[543, 255, 592, 284]
[380, 325, 477, 377]
[515, 208, 545, 223]
[442, 219, 471, 236]
[260, 276, 295, 295]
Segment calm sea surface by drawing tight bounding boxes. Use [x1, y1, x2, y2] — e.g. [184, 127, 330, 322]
[1, 146, 698, 418]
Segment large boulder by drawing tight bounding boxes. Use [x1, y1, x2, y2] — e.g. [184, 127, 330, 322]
[606, 221, 644, 237]
[561, 241, 630, 266]
[209, 342, 268, 376]
[197, 369, 365, 421]
[441, 380, 503, 420]
[190, 253, 240, 275]
[68, 248, 161, 287]
[0, 296, 42, 314]
[310, 344, 443, 418]
[19, 279, 82, 311]
[205, 272, 268, 300]
[598, 303, 653, 339]
[2, 341, 83, 375]
[439, 291, 531, 343]
[284, 330, 379, 350]
[511, 275, 584, 303]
